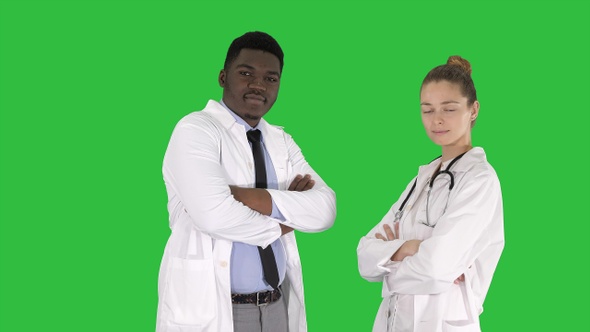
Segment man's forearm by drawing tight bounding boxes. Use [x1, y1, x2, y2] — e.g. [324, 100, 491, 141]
[229, 174, 315, 217]
[229, 186, 272, 215]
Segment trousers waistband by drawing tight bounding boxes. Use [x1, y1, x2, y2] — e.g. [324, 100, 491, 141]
[231, 288, 281, 306]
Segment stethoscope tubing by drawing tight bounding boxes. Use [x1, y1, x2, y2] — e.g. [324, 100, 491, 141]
[394, 151, 468, 226]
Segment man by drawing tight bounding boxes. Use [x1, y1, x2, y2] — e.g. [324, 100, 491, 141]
[156, 31, 336, 332]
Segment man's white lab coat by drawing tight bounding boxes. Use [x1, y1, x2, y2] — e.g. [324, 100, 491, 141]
[156, 100, 336, 332]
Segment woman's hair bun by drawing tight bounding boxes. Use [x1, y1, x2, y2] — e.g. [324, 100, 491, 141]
[447, 55, 472, 75]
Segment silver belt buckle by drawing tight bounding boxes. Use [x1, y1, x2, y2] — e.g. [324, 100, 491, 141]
[256, 291, 268, 306]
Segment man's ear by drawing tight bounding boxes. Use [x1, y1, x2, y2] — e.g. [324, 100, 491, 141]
[218, 70, 226, 87]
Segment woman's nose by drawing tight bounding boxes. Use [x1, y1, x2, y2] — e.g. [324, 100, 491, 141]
[433, 112, 443, 124]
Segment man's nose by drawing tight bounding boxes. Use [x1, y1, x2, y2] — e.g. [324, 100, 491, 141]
[248, 78, 266, 91]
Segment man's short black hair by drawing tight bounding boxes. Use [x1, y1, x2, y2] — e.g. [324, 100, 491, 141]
[223, 31, 284, 72]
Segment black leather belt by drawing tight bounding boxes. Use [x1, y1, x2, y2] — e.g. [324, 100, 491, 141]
[231, 288, 281, 306]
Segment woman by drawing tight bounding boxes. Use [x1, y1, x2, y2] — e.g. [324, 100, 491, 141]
[357, 56, 504, 332]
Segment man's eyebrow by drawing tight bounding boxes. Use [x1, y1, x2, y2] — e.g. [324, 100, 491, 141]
[236, 64, 280, 77]
[236, 64, 255, 70]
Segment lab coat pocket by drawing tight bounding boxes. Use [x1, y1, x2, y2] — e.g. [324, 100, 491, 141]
[441, 284, 479, 332]
[164, 257, 217, 329]
[442, 320, 480, 332]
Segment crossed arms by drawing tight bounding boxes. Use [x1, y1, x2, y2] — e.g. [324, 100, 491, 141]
[357, 170, 501, 294]
[163, 116, 335, 247]
[374, 223, 464, 284]
[230, 174, 315, 235]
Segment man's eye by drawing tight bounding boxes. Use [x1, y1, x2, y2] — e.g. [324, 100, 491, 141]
[445, 109, 455, 112]
[266, 77, 278, 83]
[239, 71, 251, 76]
[422, 110, 433, 114]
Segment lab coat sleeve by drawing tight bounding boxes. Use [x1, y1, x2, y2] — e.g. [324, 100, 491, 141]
[357, 208, 405, 282]
[266, 132, 336, 233]
[385, 168, 503, 295]
[356, 180, 417, 282]
[162, 116, 281, 248]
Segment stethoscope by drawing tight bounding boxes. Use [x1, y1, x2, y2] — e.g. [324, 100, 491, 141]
[393, 151, 468, 228]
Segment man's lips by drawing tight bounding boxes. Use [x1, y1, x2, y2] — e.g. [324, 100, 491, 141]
[433, 130, 449, 135]
[244, 94, 266, 103]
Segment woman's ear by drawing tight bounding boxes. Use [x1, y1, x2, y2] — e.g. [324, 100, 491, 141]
[471, 100, 480, 121]
[470, 101, 480, 128]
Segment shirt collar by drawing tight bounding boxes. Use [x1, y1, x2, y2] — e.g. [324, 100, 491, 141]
[219, 99, 259, 131]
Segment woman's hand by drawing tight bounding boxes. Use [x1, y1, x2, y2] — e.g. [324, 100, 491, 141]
[375, 223, 466, 283]
[375, 223, 398, 241]
[375, 223, 422, 261]
[392, 240, 422, 261]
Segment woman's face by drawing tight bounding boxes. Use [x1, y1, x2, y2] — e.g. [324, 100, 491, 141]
[420, 80, 479, 148]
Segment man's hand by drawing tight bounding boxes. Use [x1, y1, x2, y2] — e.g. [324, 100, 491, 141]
[279, 223, 294, 235]
[288, 174, 314, 191]
[277, 174, 314, 234]
[229, 174, 314, 233]
[230, 173, 314, 208]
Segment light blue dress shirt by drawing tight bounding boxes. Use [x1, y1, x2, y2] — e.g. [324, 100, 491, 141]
[220, 100, 287, 294]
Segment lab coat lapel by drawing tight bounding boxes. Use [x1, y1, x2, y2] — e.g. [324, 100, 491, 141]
[402, 148, 486, 217]
[259, 120, 288, 190]
[403, 162, 440, 213]
[203, 100, 255, 185]
[452, 147, 485, 173]
[202, 100, 290, 190]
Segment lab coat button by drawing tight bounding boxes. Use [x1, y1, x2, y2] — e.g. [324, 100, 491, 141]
[219, 261, 228, 268]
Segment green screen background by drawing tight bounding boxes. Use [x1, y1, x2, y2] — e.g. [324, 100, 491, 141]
[1, 0, 588, 331]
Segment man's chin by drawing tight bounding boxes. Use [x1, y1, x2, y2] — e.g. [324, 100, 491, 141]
[245, 114, 261, 120]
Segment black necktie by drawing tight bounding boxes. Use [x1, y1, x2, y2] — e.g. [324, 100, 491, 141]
[246, 129, 280, 290]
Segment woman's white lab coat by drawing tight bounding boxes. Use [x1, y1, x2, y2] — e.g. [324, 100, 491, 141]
[357, 148, 504, 332]
[156, 100, 336, 332]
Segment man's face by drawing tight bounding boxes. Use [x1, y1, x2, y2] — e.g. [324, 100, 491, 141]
[219, 48, 281, 127]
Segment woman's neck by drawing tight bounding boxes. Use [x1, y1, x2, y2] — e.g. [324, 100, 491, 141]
[441, 144, 472, 162]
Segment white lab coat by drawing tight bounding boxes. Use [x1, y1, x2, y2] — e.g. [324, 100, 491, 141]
[357, 148, 504, 332]
[156, 100, 336, 332]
